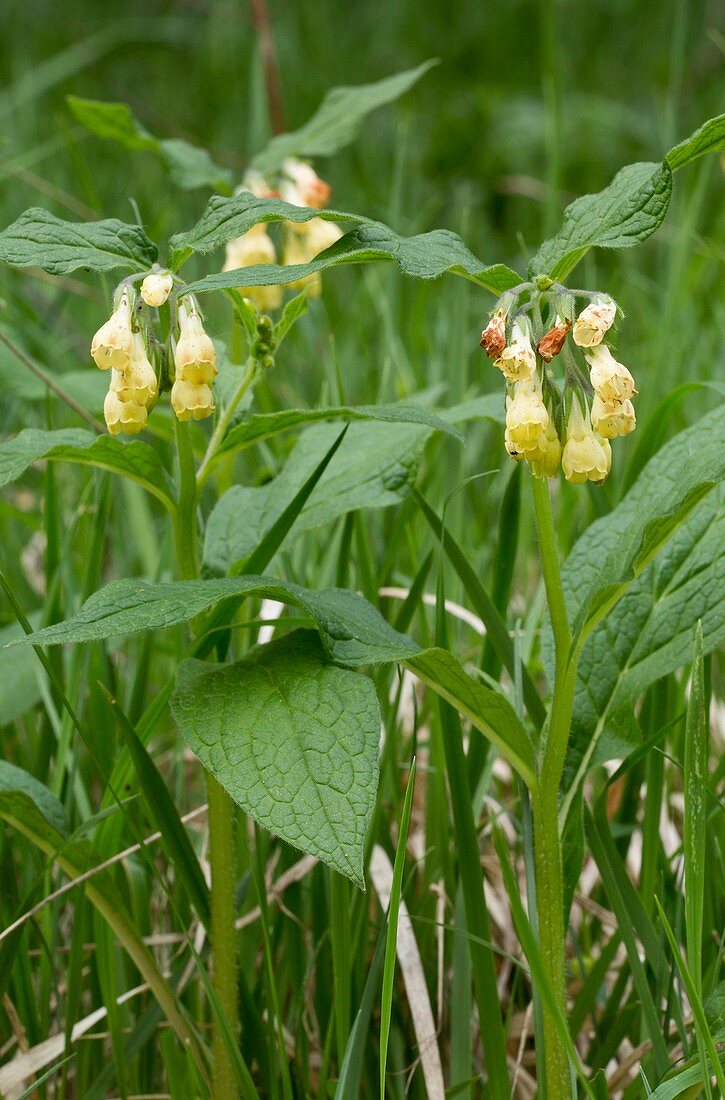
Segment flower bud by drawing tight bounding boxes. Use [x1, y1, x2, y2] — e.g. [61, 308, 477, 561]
[572, 295, 617, 347]
[140, 271, 173, 308]
[104, 390, 147, 435]
[537, 316, 570, 362]
[529, 415, 562, 479]
[91, 289, 134, 371]
[480, 309, 507, 359]
[505, 377, 549, 455]
[223, 226, 283, 312]
[171, 380, 215, 421]
[495, 320, 537, 382]
[175, 303, 218, 385]
[562, 397, 610, 484]
[590, 394, 636, 438]
[111, 334, 157, 406]
[584, 344, 636, 402]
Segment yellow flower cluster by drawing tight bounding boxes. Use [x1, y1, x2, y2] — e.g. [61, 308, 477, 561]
[91, 280, 217, 436]
[480, 285, 636, 484]
[222, 161, 343, 310]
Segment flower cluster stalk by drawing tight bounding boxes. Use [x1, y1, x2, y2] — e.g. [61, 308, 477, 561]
[174, 419, 240, 1100]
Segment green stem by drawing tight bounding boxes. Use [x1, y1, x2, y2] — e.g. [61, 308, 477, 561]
[530, 474, 576, 1099]
[173, 418, 240, 1099]
[196, 358, 257, 488]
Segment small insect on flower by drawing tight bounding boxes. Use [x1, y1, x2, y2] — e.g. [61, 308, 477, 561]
[562, 397, 611, 484]
[140, 271, 173, 308]
[91, 288, 134, 371]
[495, 320, 537, 382]
[585, 344, 637, 403]
[175, 302, 218, 386]
[572, 295, 617, 347]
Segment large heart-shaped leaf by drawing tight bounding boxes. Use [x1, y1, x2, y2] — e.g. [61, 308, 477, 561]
[171, 631, 381, 886]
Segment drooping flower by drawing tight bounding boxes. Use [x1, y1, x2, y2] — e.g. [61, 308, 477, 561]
[529, 413, 562, 479]
[91, 288, 134, 371]
[111, 332, 157, 405]
[590, 394, 636, 438]
[537, 316, 570, 362]
[561, 397, 611, 484]
[572, 295, 617, 347]
[174, 303, 217, 386]
[170, 380, 215, 421]
[103, 389, 147, 435]
[223, 224, 283, 312]
[585, 344, 636, 403]
[505, 377, 549, 455]
[480, 309, 507, 359]
[495, 320, 537, 383]
[140, 272, 173, 308]
[280, 158, 332, 209]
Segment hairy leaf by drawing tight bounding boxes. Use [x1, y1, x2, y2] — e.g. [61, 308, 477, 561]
[12, 576, 419, 668]
[530, 161, 673, 279]
[169, 194, 521, 294]
[252, 61, 437, 174]
[68, 96, 233, 191]
[171, 631, 381, 886]
[0, 208, 158, 274]
[666, 112, 725, 170]
[0, 428, 176, 510]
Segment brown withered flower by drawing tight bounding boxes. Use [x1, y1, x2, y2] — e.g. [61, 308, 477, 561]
[480, 309, 507, 358]
[537, 318, 571, 363]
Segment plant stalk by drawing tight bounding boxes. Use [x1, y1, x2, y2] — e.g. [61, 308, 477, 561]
[531, 474, 576, 1099]
[174, 417, 240, 1098]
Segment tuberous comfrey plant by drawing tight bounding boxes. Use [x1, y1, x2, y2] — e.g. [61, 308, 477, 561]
[0, 70, 723, 1100]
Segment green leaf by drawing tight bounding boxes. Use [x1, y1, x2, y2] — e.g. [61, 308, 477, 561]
[0, 207, 158, 275]
[405, 647, 536, 786]
[0, 761, 205, 1068]
[0, 428, 177, 510]
[67, 96, 233, 192]
[273, 291, 308, 345]
[567, 405, 725, 641]
[170, 631, 381, 886]
[204, 417, 446, 573]
[666, 113, 725, 170]
[530, 161, 673, 279]
[561, 486, 724, 824]
[531, 114, 725, 278]
[0, 616, 43, 723]
[169, 193, 521, 294]
[12, 576, 419, 668]
[215, 398, 463, 463]
[252, 61, 437, 174]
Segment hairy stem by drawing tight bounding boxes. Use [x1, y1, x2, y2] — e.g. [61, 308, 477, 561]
[174, 418, 240, 1098]
[531, 474, 575, 1099]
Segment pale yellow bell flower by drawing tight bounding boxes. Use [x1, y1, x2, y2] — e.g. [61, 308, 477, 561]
[223, 226, 283, 312]
[585, 344, 637, 403]
[495, 321, 537, 383]
[280, 158, 332, 210]
[140, 272, 173, 308]
[572, 295, 617, 347]
[91, 289, 134, 371]
[110, 333, 157, 406]
[562, 397, 610, 484]
[505, 377, 549, 455]
[171, 380, 215, 421]
[175, 303, 218, 385]
[103, 390, 147, 435]
[529, 415, 562, 479]
[590, 393, 636, 438]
